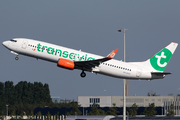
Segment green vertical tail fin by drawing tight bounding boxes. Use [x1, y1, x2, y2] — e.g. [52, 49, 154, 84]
[149, 42, 178, 71]
[130, 42, 178, 72]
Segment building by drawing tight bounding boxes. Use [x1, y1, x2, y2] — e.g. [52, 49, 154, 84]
[78, 96, 180, 115]
[164, 101, 180, 115]
[51, 96, 74, 103]
[51, 96, 60, 103]
[65, 115, 115, 120]
[78, 96, 177, 107]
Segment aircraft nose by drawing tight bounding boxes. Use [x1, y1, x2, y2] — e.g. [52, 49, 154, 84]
[2, 41, 9, 47]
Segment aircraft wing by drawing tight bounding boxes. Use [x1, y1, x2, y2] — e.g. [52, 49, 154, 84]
[74, 49, 118, 71]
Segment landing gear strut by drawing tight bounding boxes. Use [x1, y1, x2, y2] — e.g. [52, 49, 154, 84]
[15, 56, 19, 60]
[80, 71, 86, 78]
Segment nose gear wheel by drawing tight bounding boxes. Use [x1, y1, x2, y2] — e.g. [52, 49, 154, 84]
[15, 56, 19, 60]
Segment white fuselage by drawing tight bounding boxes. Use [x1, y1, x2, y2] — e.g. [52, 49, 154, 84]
[2, 38, 163, 80]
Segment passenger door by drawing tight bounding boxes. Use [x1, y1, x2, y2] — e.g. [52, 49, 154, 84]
[22, 40, 28, 49]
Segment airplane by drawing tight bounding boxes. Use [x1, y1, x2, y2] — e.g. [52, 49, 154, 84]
[2, 38, 178, 80]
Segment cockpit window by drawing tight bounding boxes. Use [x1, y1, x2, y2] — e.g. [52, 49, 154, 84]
[10, 39, 17, 42]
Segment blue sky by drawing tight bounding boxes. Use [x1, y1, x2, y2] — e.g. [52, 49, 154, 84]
[0, 1, 180, 100]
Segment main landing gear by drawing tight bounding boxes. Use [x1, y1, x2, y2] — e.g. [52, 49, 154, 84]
[80, 71, 86, 78]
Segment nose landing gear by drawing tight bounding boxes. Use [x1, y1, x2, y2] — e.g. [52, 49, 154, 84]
[80, 71, 86, 78]
[10, 51, 19, 60]
[15, 56, 19, 60]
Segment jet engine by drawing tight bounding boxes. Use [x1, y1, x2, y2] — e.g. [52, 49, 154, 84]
[57, 58, 74, 70]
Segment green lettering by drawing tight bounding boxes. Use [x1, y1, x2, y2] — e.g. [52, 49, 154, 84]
[42, 46, 47, 52]
[47, 47, 54, 55]
[88, 57, 95, 60]
[79, 55, 84, 61]
[74, 54, 78, 60]
[55, 49, 62, 56]
[37, 43, 96, 61]
[85, 54, 87, 61]
[69, 53, 75, 60]
[63, 51, 68, 58]
[77, 54, 80, 60]
[37, 43, 42, 52]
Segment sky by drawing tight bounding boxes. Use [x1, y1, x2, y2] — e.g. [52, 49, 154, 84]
[0, 1, 180, 101]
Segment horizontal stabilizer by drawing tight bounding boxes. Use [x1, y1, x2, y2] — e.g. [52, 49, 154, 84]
[151, 72, 172, 75]
[150, 72, 172, 79]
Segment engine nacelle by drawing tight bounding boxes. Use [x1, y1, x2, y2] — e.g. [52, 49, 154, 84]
[57, 58, 74, 70]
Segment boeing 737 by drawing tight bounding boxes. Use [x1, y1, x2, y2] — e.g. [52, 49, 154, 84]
[2, 38, 178, 80]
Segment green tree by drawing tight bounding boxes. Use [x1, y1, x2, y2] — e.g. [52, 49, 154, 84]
[112, 103, 116, 107]
[0, 82, 5, 112]
[34, 82, 43, 103]
[37, 111, 42, 119]
[128, 103, 138, 117]
[55, 112, 60, 120]
[88, 103, 106, 115]
[27, 110, 34, 119]
[5, 81, 16, 105]
[0, 81, 53, 116]
[27, 82, 34, 104]
[19, 111, 24, 119]
[45, 112, 52, 120]
[10, 110, 16, 118]
[22, 81, 29, 104]
[43, 84, 51, 103]
[67, 102, 82, 115]
[0, 111, 5, 120]
[33, 82, 51, 104]
[15, 81, 24, 104]
[166, 104, 175, 116]
[142, 103, 157, 116]
[106, 103, 119, 116]
[106, 107, 119, 116]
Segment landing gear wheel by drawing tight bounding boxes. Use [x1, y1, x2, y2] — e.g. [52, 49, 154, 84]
[15, 56, 19, 60]
[80, 71, 86, 78]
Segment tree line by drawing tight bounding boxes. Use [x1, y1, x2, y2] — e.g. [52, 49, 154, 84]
[35, 103, 175, 117]
[86, 103, 175, 117]
[0, 81, 52, 115]
[0, 81, 176, 117]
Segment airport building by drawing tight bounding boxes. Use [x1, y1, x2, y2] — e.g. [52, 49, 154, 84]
[51, 96, 60, 103]
[78, 96, 180, 115]
[51, 96, 73, 103]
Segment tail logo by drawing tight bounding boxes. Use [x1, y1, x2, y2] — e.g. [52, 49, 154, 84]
[110, 52, 115, 58]
[155, 52, 167, 67]
[150, 48, 172, 71]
